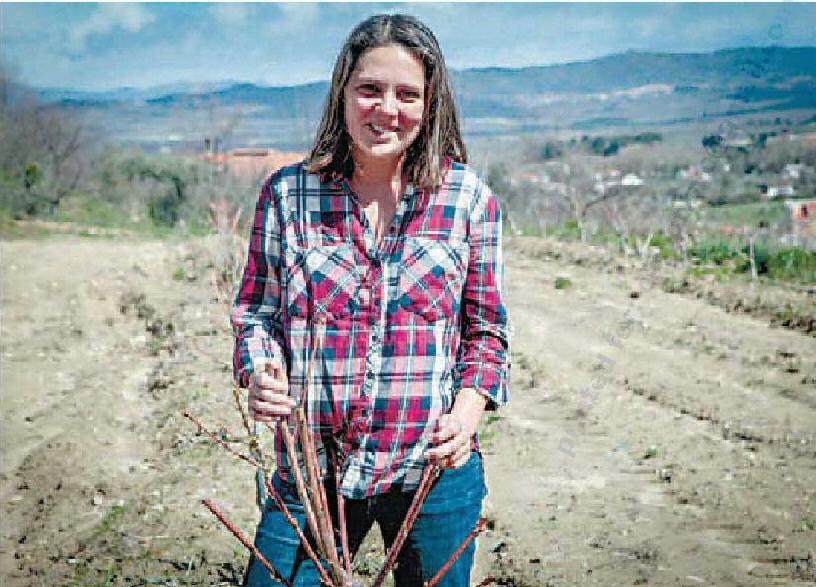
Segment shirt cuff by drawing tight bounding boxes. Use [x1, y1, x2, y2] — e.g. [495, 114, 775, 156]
[455, 365, 509, 411]
[234, 336, 286, 388]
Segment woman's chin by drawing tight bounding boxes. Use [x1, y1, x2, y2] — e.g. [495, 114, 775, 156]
[358, 142, 408, 162]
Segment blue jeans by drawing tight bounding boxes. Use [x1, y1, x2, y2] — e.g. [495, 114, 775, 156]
[244, 451, 487, 587]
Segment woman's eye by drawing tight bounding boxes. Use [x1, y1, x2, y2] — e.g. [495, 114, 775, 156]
[399, 90, 421, 101]
[358, 84, 379, 94]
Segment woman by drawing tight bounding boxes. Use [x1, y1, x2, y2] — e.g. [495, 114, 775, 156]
[231, 13, 510, 587]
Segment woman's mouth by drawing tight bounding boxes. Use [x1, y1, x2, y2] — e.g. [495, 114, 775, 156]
[367, 123, 400, 135]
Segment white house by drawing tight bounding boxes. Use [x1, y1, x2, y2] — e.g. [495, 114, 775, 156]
[768, 185, 796, 199]
[621, 173, 644, 187]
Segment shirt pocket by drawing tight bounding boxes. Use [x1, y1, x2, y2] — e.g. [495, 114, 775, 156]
[397, 236, 468, 322]
[285, 242, 360, 322]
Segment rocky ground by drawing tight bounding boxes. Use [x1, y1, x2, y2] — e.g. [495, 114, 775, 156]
[1, 233, 814, 586]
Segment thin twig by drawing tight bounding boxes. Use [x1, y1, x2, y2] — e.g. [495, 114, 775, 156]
[297, 408, 346, 586]
[474, 575, 498, 587]
[232, 383, 253, 437]
[182, 411, 268, 471]
[202, 498, 293, 587]
[423, 518, 488, 587]
[263, 477, 334, 587]
[280, 420, 325, 560]
[335, 471, 351, 580]
[372, 464, 441, 587]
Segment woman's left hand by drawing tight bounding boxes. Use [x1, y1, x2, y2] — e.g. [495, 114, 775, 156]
[426, 388, 488, 469]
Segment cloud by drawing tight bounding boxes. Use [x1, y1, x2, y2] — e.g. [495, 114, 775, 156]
[69, 4, 155, 52]
[209, 3, 254, 27]
[278, 3, 320, 32]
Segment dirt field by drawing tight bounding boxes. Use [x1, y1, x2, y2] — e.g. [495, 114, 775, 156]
[1, 234, 814, 586]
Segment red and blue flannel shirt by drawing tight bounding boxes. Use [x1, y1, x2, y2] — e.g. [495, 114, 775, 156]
[231, 158, 511, 498]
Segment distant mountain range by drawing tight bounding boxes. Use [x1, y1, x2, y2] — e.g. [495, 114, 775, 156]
[23, 46, 816, 150]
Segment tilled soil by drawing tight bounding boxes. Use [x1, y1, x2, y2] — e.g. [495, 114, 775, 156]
[1, 235, 814, 587]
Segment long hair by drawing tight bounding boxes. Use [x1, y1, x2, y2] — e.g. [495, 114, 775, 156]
[305, 13, 467, 189]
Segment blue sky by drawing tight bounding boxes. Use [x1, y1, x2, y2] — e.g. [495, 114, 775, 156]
[1, 2, 815, 91]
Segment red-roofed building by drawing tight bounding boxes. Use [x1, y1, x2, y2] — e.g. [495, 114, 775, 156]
[785, 199, 816, 249]
[201, 148, 305, 181]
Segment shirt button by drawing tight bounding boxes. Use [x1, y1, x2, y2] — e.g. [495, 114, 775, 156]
[366, 371, 374, 380]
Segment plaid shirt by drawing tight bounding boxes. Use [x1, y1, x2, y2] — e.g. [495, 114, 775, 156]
[231, 158, 510, 498]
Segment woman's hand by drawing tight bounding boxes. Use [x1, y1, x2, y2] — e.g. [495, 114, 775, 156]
[426, 388, 488, 469]
[248, 359, 295, 422]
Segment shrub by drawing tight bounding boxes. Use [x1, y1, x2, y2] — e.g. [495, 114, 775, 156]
[688, 238, 741, 266]
[767, 248, 816, 283]
[644, 232, 678, 259]
[687, 238, 816, 284]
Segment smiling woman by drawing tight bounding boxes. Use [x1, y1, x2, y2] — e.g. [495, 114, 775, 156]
[231, 13, 510, 587]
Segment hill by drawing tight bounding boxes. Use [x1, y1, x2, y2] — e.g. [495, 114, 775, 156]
[26, 46, 816, 150]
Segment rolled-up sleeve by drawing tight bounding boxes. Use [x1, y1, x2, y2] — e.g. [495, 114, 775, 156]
[230, 178, 287, 388]
[454, 178, 512, 409]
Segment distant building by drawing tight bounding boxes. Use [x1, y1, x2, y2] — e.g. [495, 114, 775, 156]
[671, 199, 703, 209]
[201, 147, 305, 180]
[769, 132, 816, 146]
[722, 131, 753, 151]
[784, 163, 805, 180]
[766, 185, 796, 199]
[678, 165, 712, 182]
[784, 199, 816, 249]
[621, 173, 644, 187]
[516, 171, 551, 185]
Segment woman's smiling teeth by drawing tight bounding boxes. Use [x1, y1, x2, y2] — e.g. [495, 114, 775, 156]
[368, 123, 399, 134]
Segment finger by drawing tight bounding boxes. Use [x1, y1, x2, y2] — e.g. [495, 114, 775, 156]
[252, 388, 296, 406]
[451, 445, 471, 469]
[248, 407, 277, 422]
[426, 435, 463, 462]
[432, 428, 471, 460]
[254, 373, 289, 392]
[250, 410, 284, 423]
[433, 414, 453, 434]
[440, 443, 470, 470]
[249, 401, 293, 419]
[251, 403, 293, 417]
[432, 417, 462, 444]
[261, 358, 285, 379]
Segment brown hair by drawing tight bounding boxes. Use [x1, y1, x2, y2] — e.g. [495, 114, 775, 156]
[305, 13, 467, 189]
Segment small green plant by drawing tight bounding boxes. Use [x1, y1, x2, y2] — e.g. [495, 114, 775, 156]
[484, 414, 502, 427]
[768, 247, 816, 283]
[641, 446, 658, 460]
[647, 232, 679, 260]
[689, 238, 741, 266]
[546, 219, 582, 241]
[92, 502, 129, 538]
[797, 517, 816, 532]
[478, 414, 502, 448]
[554, 276, 573, 289]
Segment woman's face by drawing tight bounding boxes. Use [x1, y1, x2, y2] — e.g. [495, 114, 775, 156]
[344, 44, 426, 168]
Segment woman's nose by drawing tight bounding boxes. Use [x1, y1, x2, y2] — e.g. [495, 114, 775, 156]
[378, 91, 398, 115]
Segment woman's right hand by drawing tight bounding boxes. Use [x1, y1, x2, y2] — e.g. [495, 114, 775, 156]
[248, 359, 295, 422]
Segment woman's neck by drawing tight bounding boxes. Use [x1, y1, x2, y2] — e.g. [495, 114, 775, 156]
[351, 152, 405, 201]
